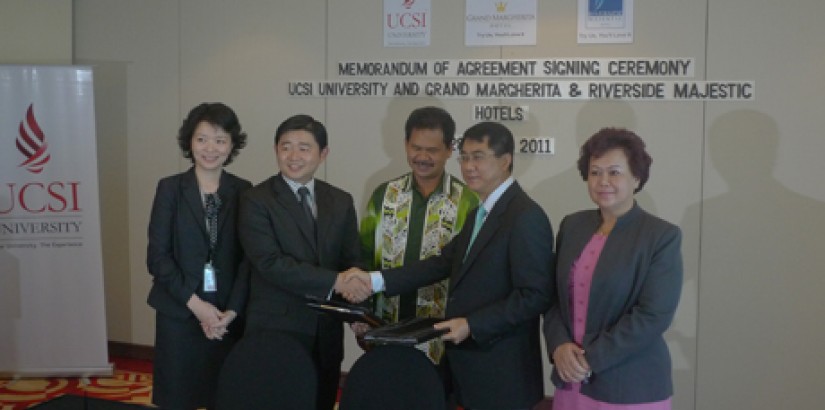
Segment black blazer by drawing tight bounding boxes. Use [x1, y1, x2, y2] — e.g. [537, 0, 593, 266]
[146, 168, 252, 319]
[239, 174, 361, 365]
[543, 204, 682, 404]
[383, 181, 554, 409]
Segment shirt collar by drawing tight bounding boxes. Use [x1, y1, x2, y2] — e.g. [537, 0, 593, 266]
[409, 172, 450, 198]
[481, 176, 514, 214]
[282, 175, 316, 199]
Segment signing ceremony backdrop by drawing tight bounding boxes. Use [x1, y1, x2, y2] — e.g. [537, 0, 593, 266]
[27, 1, 820, 409]
[0, 65, 110, 377]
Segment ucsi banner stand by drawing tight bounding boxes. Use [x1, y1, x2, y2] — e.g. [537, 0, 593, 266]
[0, 66, 111, 377]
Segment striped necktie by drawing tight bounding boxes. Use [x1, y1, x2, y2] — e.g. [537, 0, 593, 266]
[297, 186, 316, 233]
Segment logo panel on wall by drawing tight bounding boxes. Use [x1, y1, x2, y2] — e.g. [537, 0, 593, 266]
[384, 0, 431, 47]
[578, 0, 633, 43]
[16, 104, 51, 174]
[465, 0, 538, 46]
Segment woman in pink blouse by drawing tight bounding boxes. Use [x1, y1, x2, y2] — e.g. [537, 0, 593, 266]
[543, 128, 683, 409]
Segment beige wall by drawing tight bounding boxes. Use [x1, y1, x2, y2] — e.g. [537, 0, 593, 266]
[4, 0, 819, 408]
[696, 3, 825, 409]
[0, 0, 72, 65]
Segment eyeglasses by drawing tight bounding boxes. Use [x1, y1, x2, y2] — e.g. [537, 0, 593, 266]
[457, 151, 496, 164]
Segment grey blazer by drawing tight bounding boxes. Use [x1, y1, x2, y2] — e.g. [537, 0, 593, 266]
[383, 181, 554, 409]
[543, 203, 682, 404]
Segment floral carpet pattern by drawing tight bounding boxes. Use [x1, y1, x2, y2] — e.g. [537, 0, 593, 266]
[0, 358, 152, 409]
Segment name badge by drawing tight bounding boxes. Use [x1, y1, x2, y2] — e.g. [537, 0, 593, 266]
[204, 262, 217, 292]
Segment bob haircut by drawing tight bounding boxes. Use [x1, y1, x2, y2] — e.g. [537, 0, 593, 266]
[577, 127, 652, 193]
[177, 102, 247, 166]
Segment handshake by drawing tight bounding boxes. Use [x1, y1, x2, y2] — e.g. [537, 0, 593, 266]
[333, 267, 373, 303]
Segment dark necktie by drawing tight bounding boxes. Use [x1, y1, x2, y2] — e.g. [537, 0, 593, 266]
[297, 186, 316, 233]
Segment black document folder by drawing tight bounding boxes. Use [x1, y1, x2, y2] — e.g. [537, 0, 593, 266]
[363, 317, 448, 346]
[306, 296, 386, 327]
[306, 296, 447, 345]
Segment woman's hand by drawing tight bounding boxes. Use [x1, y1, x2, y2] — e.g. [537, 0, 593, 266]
[553, 342, 592, 383]
[205, 310, 237, 340]
[187, 294, 223, 339]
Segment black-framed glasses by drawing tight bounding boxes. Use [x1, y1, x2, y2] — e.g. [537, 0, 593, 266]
[457, 151, 496, 164]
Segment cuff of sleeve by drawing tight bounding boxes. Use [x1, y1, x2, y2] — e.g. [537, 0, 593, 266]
[370, 271, 385, 293]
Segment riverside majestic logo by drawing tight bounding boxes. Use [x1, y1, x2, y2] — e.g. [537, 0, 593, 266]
[589, 0, 622, 16]
[16, 104, 51, 174]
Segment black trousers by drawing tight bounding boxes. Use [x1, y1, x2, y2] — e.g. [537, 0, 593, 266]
[279, 329, 341, 410]
[153, 312, 237, 410]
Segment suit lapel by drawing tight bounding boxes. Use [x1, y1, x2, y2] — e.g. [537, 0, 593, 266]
[272, 174, 317, 253]
[557, 211, 601, 318]
[314, 181, 333, 256]
[453, 181, 521, 288]
[180, 168, 208, 238]
[216, 172, 236, 235]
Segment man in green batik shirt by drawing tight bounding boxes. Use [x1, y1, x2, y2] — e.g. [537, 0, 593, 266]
[358, 107, 479, 368]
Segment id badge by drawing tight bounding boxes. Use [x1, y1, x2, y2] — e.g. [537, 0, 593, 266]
[203, 262, 217, 292]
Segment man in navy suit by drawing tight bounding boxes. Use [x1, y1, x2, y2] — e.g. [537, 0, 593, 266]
[348, 121, 555, 410]
[239, 114, 369, 410]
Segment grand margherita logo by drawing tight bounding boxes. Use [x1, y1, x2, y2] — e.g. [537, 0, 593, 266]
[16, 104, 51, 174]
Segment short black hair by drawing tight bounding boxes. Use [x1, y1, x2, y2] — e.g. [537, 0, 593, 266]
[177, 103, 247, 166]
[404, 106, 456, 148]
[275, 114, 328, 150]
[459, 121, 515, 172]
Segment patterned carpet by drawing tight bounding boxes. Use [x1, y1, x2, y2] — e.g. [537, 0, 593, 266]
[2, 358, 546, 409]
[0, 358, 152, 409]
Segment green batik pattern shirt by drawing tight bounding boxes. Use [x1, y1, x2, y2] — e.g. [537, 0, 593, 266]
[360, 172, 479, 363]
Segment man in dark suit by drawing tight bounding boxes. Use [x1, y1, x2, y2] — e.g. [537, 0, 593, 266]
[348, 121, 555, 410]
[239, 114, 369, 410]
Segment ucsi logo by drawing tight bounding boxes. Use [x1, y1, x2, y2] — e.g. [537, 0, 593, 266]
[3, 103, 81, 214]
[386, 11, 427, 29]
[0, 181, 82, 214]
[16, 104, 51, 174]
[402, 0, 415, 9]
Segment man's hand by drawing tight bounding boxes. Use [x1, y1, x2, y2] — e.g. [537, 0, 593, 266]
[350, 321, 372, 337]
[334, 267, 372, 303]
[350, 322, 373, 351]
[435, 317, 471, 344]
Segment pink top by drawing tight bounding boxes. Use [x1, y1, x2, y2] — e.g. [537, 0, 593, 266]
[553, 233, 671, 410]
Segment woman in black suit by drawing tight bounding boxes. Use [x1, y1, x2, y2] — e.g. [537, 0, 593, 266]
[146, 103, 252, 409]
[543, 128, 683, 409]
